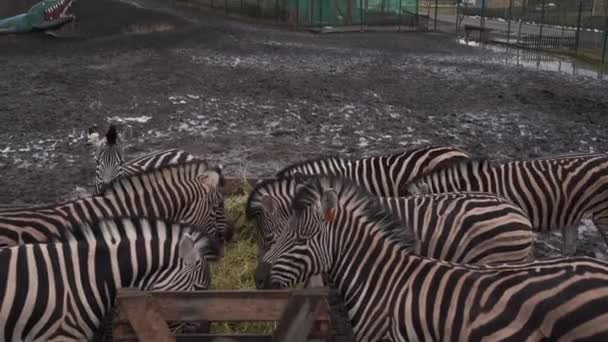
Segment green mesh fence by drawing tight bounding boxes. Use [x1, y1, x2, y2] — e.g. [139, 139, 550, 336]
[181, 0, 420, 27]
[289, 0, 418, 26]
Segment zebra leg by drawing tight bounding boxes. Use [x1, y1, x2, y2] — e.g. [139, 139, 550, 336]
[561, 225, 577, 256]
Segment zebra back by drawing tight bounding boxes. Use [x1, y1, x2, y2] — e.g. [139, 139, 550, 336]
[0, 217, 211, 341]
[100, 161, 223, 244]
[0, 161, 223, 251]
[275, 145, 472, 197]
[256, 176, 608, 341]
[379, 192, 535, 264]
[405, 153, 608, 238]
[247, 176, 534, 265]
[121, 148, 197, 177]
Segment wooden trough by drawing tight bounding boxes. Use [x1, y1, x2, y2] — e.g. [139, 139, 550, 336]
[111, 287, 333, 342]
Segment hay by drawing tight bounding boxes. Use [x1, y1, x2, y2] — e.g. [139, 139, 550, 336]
[209, 186, 275, 334]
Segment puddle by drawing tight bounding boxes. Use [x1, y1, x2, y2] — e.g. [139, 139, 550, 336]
[457, 38, 607, 80]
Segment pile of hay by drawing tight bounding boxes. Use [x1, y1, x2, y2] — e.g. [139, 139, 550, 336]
[209, 182, 275, 334]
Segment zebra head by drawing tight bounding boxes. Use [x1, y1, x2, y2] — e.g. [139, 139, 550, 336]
[94, 125, 124, 194]
[165, 232, 216, 291]
[254, 178, 338, 290]
[246, 177, 307, 262]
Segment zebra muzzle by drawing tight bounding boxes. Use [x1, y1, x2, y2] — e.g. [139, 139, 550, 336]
[254, 262, 274, 289]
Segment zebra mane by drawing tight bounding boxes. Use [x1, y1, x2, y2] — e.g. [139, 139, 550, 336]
[246, 176, 305, 219]
[275, 155, 346, 178]
[99, 160, 210, 195]
[292, 176, 412, 246]
[404, 158, 491, 187]
[105, 125, 119, 146]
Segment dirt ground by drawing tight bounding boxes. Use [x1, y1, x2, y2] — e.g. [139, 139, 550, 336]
[1, 0, 608, 259]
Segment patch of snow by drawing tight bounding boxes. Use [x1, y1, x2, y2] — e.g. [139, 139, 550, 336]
[107, 116, 152, 124]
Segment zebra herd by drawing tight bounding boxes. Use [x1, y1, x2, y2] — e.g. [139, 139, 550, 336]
[250, 146, 608, 340]
[3, 124, 608, 341]
[0, 125, 227, 340]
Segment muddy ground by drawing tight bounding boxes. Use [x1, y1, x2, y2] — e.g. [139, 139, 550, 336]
[1, 0, 608, 261]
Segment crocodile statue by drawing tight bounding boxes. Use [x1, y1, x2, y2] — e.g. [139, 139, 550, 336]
[0, 0, 76, 34]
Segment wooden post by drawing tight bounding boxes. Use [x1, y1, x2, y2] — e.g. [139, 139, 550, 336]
[507, 0, 513, 44]
[117, 291, 175, 342]
[575, 0, 583, 55]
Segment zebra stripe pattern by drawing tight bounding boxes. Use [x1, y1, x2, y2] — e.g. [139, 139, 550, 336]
[379, 192, 535, 264]
[92, 142, 231, 244]
[275, 145, 472, 197]
[405, 153, 608, 254]
[0, 217, 211, 341]
[247, 176, 535, 265]
[0, 162, 223, 257]
[255, 176, 608, 341]
[94, 125, 123, 194]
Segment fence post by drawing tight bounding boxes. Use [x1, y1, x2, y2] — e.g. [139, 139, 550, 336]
[575, 0, 583, 56]
[275, 0, 279, 22]
[398, 0, 402, 31]
[319, 0, 322, 28]
[603, 16, 608, 64]
[538, 0, 545, 51]
[296, 0, 299, 26]
[507, 0, 513, 44]
[480, 0, 486, 42]
[455, 0, 459, 34]
[434, 0, 438, 31]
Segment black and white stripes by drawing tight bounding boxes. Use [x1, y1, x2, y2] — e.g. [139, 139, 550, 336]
[0, 217, 211, 341]
[255, 176, 608, 341]
[0, 161, 224, 257]
[276, 145, 472, 197]
[405, 153, 608, 254]
[247, 176, 535, 265]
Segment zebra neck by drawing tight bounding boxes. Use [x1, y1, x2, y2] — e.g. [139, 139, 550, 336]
[327, 221, 411, 338]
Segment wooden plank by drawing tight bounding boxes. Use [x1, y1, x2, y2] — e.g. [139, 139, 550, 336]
[116, 289, 330, 322]
[175, 334, 273, 342]
[117, 292, 175, 342]
[272, 289, 330, 342]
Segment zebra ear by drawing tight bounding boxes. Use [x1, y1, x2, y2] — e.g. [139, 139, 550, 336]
[260, 195, 275, 215]
[406, 182, 429, 195]
[320, 189, 338, 222]
[179, 233, 198, 266]
[179, 234, 210, 266]
[199, 171, 221, 189]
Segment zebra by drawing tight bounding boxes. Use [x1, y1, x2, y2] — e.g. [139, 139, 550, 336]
[0, 161, 225, 259]
[94, 125, 123, 195]
[0, 217, 212, 342]
[255, 176, 608, 342]
[275, 145, 472, 197]
[247, 176, 536, 265]
[90, 126, 232, 243]
[91, 125, 195, 195]
[404, 152, 608, 255]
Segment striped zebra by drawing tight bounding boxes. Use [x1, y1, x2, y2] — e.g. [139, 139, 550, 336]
[92, 125, 195, 194]
[247, 176, 535, 264]
[275, 145, 472, 197]
[0, 161, 224, 258]
[0, 217, 212, 341]
[94, 125, 123, 194]
[405, 152, 608, 255]
[255, 176, 608, 341]
[90, 126, 232, 243]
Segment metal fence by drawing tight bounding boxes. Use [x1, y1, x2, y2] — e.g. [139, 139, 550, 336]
[178, 0, 423, 29]
[421, 0, 608, 64]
